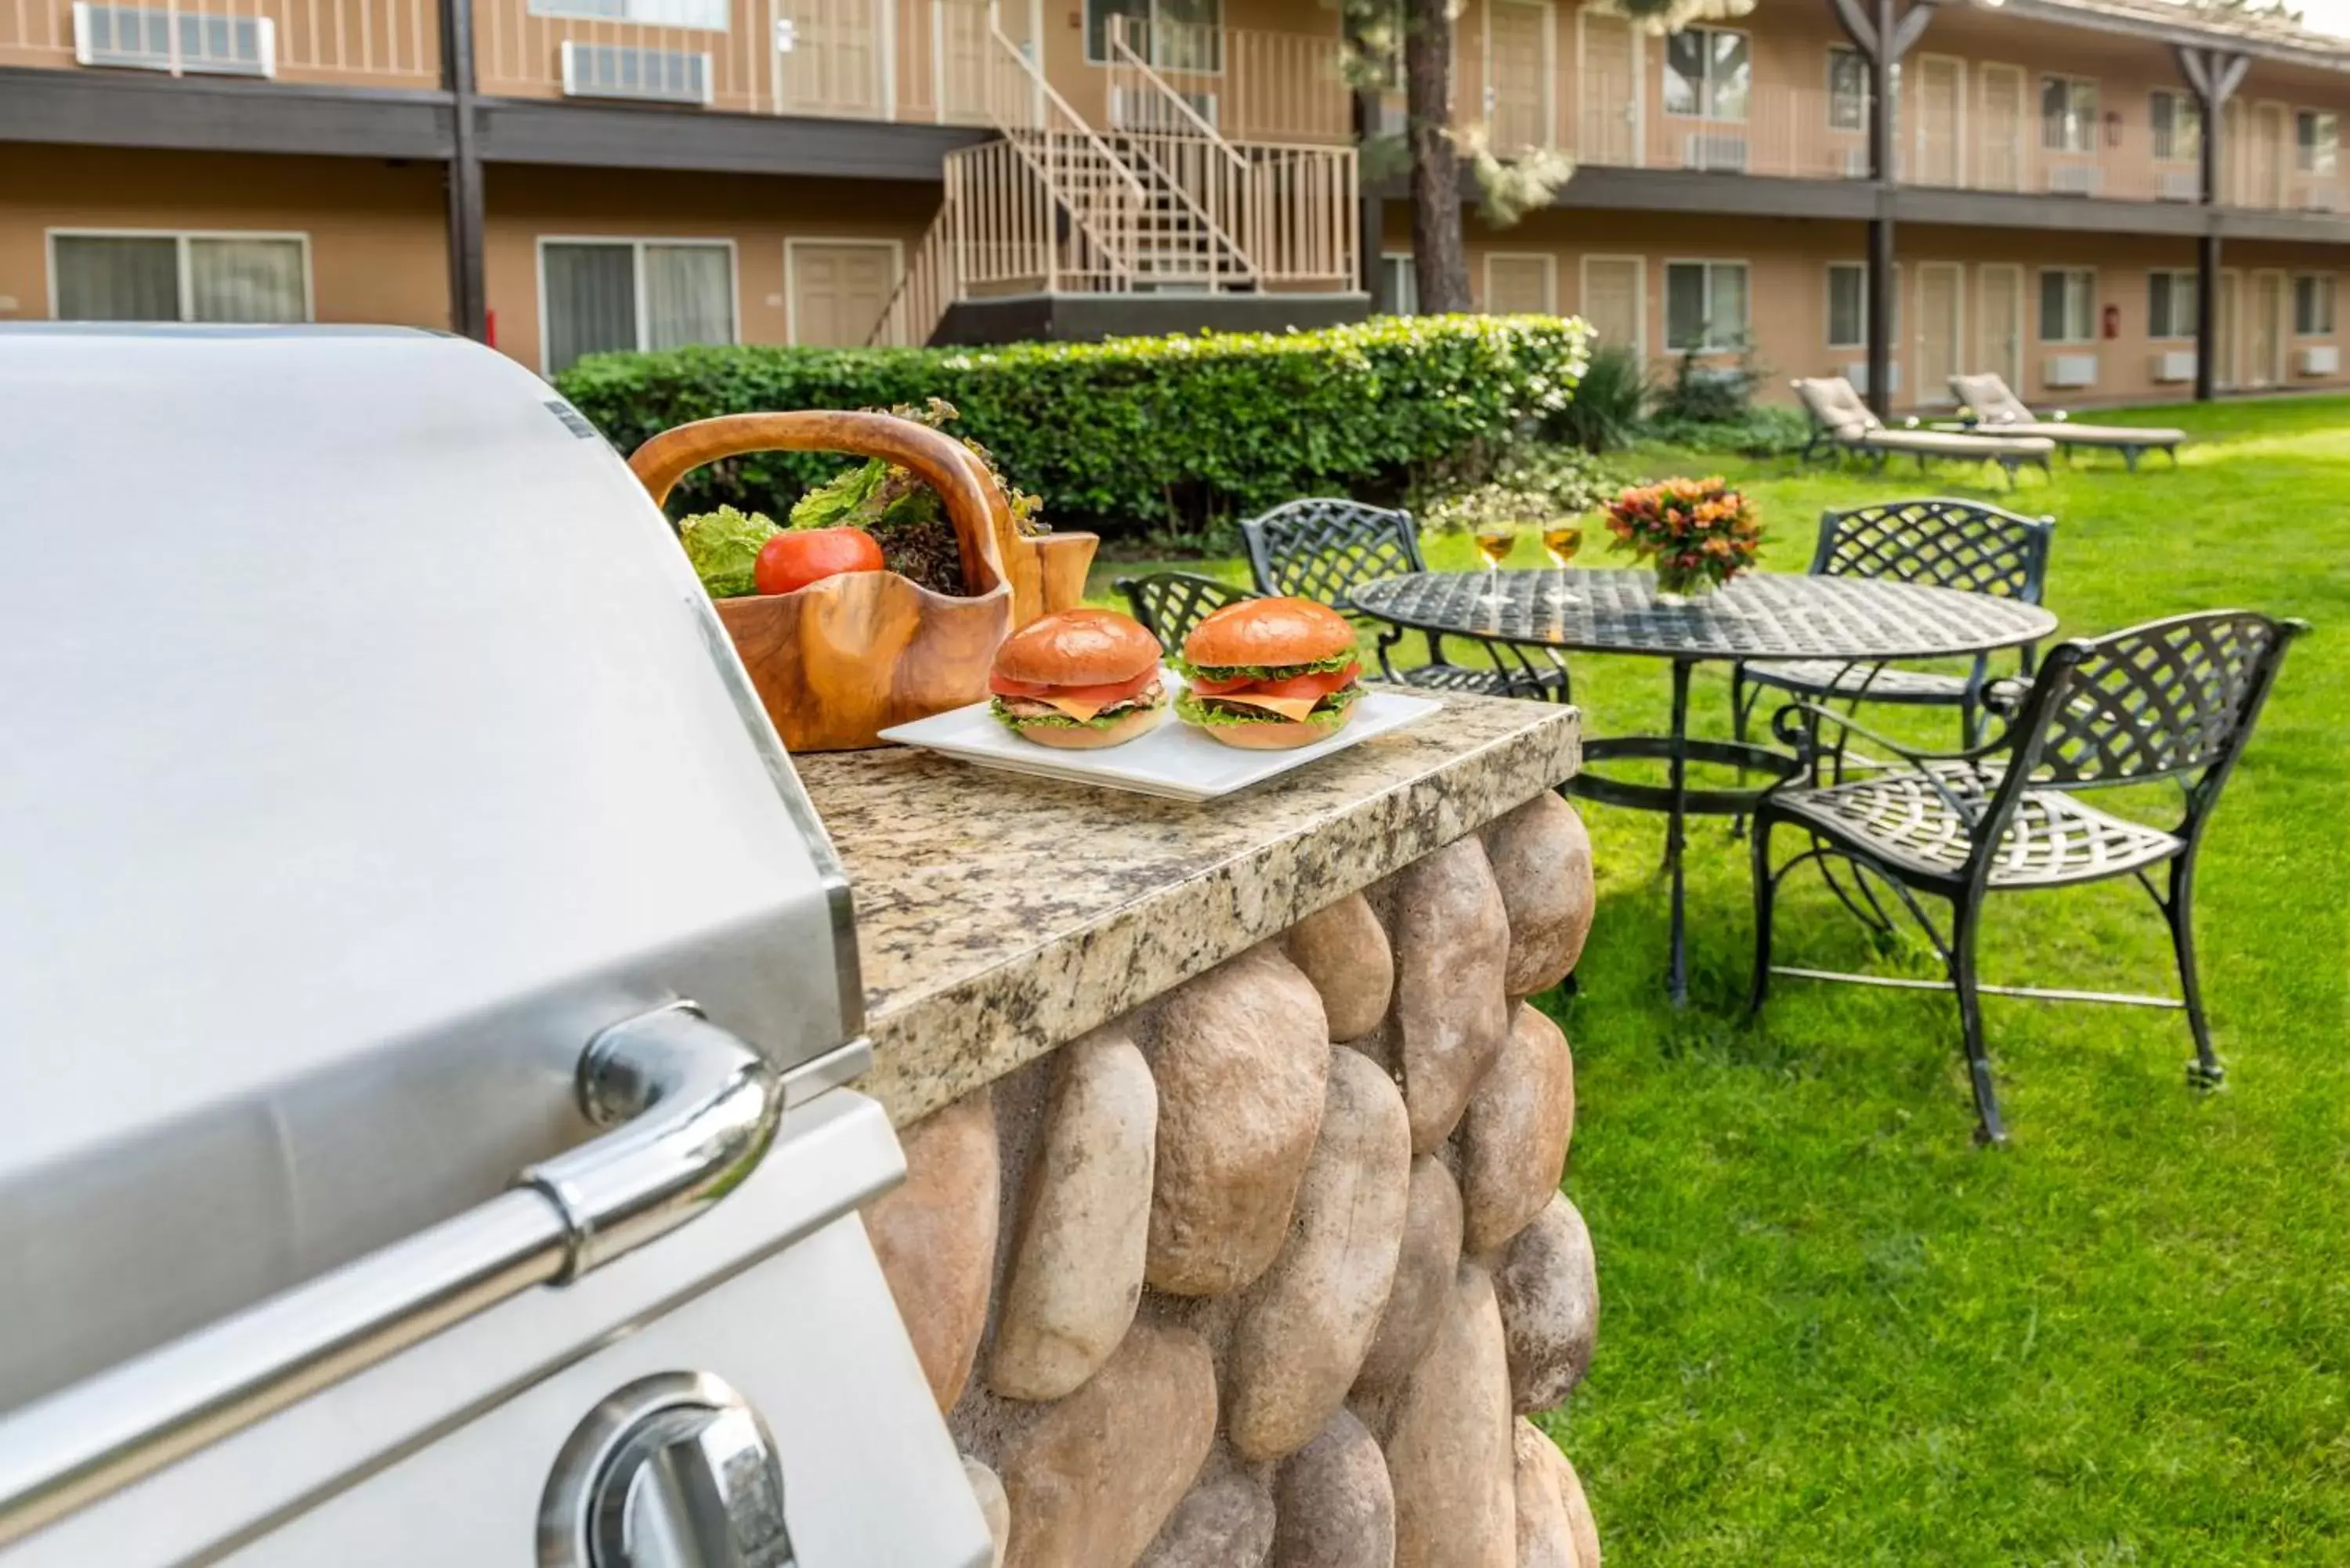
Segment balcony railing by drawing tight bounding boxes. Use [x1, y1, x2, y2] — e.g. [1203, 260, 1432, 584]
[1108, 17, 1348, 146]
[2, 0, 436, 85]
[1564, 76, 1875, 182]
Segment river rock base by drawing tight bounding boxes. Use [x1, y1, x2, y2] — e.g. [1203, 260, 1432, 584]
[870, 797, 1604, 1567]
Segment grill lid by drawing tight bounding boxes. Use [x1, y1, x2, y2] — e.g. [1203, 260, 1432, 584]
[0, 327, 859, 1411]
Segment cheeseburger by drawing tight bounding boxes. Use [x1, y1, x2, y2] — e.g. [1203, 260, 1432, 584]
[988, 607, 1168, 747]
[1174, 598, 1365, 750]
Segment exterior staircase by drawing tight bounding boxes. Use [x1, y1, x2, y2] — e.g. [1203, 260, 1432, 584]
[868, 10, 1358, 347]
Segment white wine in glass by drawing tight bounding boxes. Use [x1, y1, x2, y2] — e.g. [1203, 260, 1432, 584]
[1473, 524, 1517, 568]
[1541, 523, 1585, 569]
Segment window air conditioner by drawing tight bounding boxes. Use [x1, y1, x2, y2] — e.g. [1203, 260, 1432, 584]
[73, 1, 273, 74]
[2298, 345, 2340, 376]
[2301, 185, 2341, 212]
[561, 41, 714, 103]
[2043, 353, 2097, 388]
[2046, 164, 2102, 196]
[2149, 350, 2196, 383]
[1840, 146, 1871, 178]
[2157, 168, 2200, 201]
[1681, 132, 1750, 173]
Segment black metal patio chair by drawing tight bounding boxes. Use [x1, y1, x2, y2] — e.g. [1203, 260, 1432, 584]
[1733, 497, 2055, 751]
[1239, 497, 1572, 702]
[1747, 609, 2306, 1145]
[1115, 570, 1258, 656]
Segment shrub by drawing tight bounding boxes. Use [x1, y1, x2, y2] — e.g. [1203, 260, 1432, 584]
[1651, 341, 1766, 426]
[1552, 342, 1650, 454]
[557, 315, 1590, 540]
[1419, 444, 1618, 533]
[1643, 403, 1815, 458]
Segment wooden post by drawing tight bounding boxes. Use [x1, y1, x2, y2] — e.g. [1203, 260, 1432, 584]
[439, 0, 487, 341]
[1865, 0, 1895, 417]
[1354, 85, 1385, 308]
[1828, 0, 1931, 416]
[2179, 45, 2248, 403]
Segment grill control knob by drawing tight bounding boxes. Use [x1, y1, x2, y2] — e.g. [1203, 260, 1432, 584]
[542, 1373, 793, 1568]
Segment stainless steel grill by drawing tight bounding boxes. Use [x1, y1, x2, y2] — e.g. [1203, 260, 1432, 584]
[0, 326, 987, 1567]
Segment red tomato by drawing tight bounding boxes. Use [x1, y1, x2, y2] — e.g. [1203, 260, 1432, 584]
[989, 665, 1159, 704]
[1190, 661, 1360, 699]
[753, 526, 885, 596]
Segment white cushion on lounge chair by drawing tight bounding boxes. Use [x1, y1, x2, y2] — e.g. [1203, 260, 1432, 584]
[1793, 380, 2051, 457]
[1949, 373, 2186, 446]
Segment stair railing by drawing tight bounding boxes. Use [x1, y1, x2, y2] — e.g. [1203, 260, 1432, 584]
[1104, 14, 1257, 290]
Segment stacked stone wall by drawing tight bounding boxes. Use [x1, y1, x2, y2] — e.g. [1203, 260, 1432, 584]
[864, 793, 1602, 1568]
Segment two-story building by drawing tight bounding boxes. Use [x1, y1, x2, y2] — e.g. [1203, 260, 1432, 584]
[5, 0, 2346, 407]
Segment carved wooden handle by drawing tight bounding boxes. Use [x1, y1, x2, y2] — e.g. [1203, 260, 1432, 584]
[627, 410, 1012, 594]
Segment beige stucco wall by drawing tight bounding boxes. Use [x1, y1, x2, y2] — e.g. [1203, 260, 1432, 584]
[0, 144, 450, 330]
[481, 164, 938, 372]
[1403, 205, 2350, 410]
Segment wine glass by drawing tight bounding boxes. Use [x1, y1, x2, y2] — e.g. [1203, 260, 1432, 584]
[1539, 520, 1584, 604]
[1471, 522, 1517, 607]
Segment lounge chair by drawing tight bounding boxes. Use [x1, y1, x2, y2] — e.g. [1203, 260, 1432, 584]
[1947, 373, 2186, 471]
[1792, 377, 2055, 483]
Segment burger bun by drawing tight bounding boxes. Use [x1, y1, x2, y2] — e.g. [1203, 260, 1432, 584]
[1190, 706, 1356, 750]
[1008, 704, 1164, 749]
[994, 607, 1161, 688]
[1183, 596, 1357, 670]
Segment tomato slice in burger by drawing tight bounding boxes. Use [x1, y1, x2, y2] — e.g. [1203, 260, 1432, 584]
[1190, 662, 1360, 701]
[988, 665, 1160, 704]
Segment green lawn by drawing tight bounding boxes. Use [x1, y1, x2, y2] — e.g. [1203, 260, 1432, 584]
[1094, 397, 2350, 1563]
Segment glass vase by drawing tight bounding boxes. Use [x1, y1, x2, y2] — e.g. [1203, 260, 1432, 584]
[1654, 565, 1718, 607]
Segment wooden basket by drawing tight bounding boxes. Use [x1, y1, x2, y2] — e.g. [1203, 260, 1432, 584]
[631, 410, 1097, 752]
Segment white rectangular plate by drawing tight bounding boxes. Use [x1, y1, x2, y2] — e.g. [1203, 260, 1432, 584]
[877, 670, 1443, 802]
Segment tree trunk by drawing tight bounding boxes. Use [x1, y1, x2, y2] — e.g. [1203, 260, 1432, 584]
[1405, 0, 1470, 313]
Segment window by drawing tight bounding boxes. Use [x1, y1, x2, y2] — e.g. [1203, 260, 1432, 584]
[2296, 110, 2338, 176]
[2148, 269, 2197, 339]
[1827, 262, 1867, 348]
[2294, 273, 2335, 336]
[1665, 260, 1749, 350]
[530, 0, 727, 27]
[1085, 0, 1220, 69]
[2038, 267, 2095, 342]
[1379, 253, 1419, 316]
[2151, 89, 2202, 163]
[1663, 27, 1749, 122]
[2041, 74, 2098, 153]
[1828, 45, 1867, 132]
[540, 239, 735, 374]
[50, 231, 308, 323]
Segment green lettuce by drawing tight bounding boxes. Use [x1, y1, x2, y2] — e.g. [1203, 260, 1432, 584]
[989, 696, 1156, 732]
[678, 504, 779, 598]
[1174, 685, 1361, 728]
[1169, 651, 1360, 684]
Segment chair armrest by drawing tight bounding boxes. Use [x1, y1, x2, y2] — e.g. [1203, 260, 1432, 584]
[1981, 677, 2032, 717]
[1768, 700, 2014, 770]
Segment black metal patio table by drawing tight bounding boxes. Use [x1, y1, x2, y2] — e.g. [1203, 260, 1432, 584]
[1348, 568, 2059, 1005]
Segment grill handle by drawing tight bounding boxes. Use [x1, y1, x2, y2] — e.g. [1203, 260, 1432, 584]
[0, 1003, 784, 1549]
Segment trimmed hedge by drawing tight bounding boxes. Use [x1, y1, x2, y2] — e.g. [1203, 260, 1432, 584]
[555, 314, 1590, 538]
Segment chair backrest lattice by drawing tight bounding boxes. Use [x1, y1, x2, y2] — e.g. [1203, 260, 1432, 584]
[1116, 571, 1256, 654]
[1241, 498, 1427, 607]
[1813, 498, 2055, 603]
[2021, 611, 2300, 790]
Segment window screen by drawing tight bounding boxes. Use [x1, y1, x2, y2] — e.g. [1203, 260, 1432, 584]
[52, 235, 180, 321]
[1827, 263, 1865, 348]
[186, 237, 305, 323]
[544, 242, 638, 374]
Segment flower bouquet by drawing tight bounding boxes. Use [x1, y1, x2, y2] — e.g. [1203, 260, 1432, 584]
[1602, 476, 1763, 603]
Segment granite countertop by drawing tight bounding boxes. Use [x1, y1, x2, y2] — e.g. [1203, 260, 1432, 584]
[796, 692, 1582, 1125]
